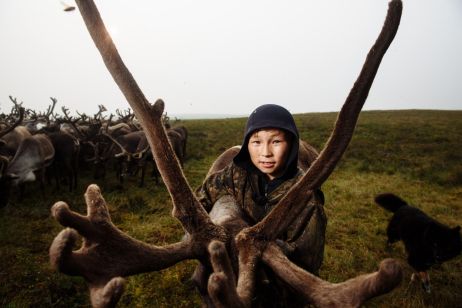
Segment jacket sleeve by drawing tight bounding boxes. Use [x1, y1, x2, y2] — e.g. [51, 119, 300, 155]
[195, 164, 236, 213]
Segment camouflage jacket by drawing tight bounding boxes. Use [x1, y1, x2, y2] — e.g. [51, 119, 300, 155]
[196, 162, 327, 274]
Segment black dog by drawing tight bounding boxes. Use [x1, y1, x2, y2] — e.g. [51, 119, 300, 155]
[375, 193, 461, 292]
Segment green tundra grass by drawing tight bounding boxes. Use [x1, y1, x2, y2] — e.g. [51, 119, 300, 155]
[1, 110, 461, 307]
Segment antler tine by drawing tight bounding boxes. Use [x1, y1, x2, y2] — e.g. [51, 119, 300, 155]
[61, 106, 72, 120]
[208, 241, 245, 308]
[8, 96, 24, 118]
[47, 97, 58, 118]
[104, 113, 113, 131]
[245, 0, 402, 241]
[101, 131, 130, 158]
[27, 109, 37, 120]
[94, 104, 107, 120]
[262, 243, 402, 307]
[8, 95, 23, 109]
[74, 0, 218, 236]
[115, 108, 123, 119]
[76, 111, 88, 122]
[126, 108, 136, 123]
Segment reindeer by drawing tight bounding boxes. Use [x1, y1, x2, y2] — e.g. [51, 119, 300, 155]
[100, 129, 147, 183]
[95, 113, 186, 186]
[103, 128, 185, 187]
[49, 1, 403, 307]
[47, 131, 80, 192]
[0, 107, 29, 207]
[30, 99, 80, 192]
[23, 97, 58, 133]
[171, 125, 188, 159]
[1, 133, 55, 207]
[0, 107, 28, 158]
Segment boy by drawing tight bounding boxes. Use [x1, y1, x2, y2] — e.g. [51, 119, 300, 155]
[195, 104, 326, 305]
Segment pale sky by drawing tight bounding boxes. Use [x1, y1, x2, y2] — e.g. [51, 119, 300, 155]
[1, 0, 461, 117]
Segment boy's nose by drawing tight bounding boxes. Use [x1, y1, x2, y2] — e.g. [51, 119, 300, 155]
[261, 144, 272, 156]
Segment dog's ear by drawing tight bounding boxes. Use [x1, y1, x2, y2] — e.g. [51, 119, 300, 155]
[453, 226, 461, 233]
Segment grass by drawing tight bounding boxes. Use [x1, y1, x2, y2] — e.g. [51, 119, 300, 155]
[1, 109, 461, 307]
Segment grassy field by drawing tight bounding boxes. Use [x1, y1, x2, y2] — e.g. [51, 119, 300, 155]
[1, 109, 461, 307]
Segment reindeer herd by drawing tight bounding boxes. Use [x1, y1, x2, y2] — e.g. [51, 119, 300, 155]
[0, 96, 187, 207]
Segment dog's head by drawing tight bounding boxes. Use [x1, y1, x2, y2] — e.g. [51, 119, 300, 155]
[427, 225, 462, 263]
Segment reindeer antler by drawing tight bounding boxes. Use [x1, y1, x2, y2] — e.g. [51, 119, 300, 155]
[93, 104, 107, 120]
[49, 184, 195, 307]
[62, 106, 87, 139]
[102, 133, 129, 158]
[51, 1, 228, 304]
[245, 0, 403, 242]
[47, 97, 58, 121]
[76, 111, 89, 123]
[0, 106, 25, 139]
[50, 0, 404, 306]
[232, 1, 403, 303]
[261, 243, 402, 307]
[8, 96, 23, 112]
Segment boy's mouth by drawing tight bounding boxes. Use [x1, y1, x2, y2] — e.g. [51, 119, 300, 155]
[260, 161, 275, 168]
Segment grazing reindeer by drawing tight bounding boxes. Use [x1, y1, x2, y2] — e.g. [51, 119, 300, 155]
[1, 133, 55, 206]
[171, 125, 188, 159]
[49, 1, 403, 307]
[47, 131, 80, 192]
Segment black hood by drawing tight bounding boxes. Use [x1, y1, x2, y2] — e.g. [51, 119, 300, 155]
[233, 104, 299, 179]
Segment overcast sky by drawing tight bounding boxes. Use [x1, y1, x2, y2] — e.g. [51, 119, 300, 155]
[0, 0, 461, 118]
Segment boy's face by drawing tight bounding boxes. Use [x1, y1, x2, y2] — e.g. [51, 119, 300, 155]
[247, 128, 290, 180]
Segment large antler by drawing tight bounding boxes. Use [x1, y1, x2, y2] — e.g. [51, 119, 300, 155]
[50, 0, 228, 305]
[220, 0, 403, 304]
[245, 0, 403, 242]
